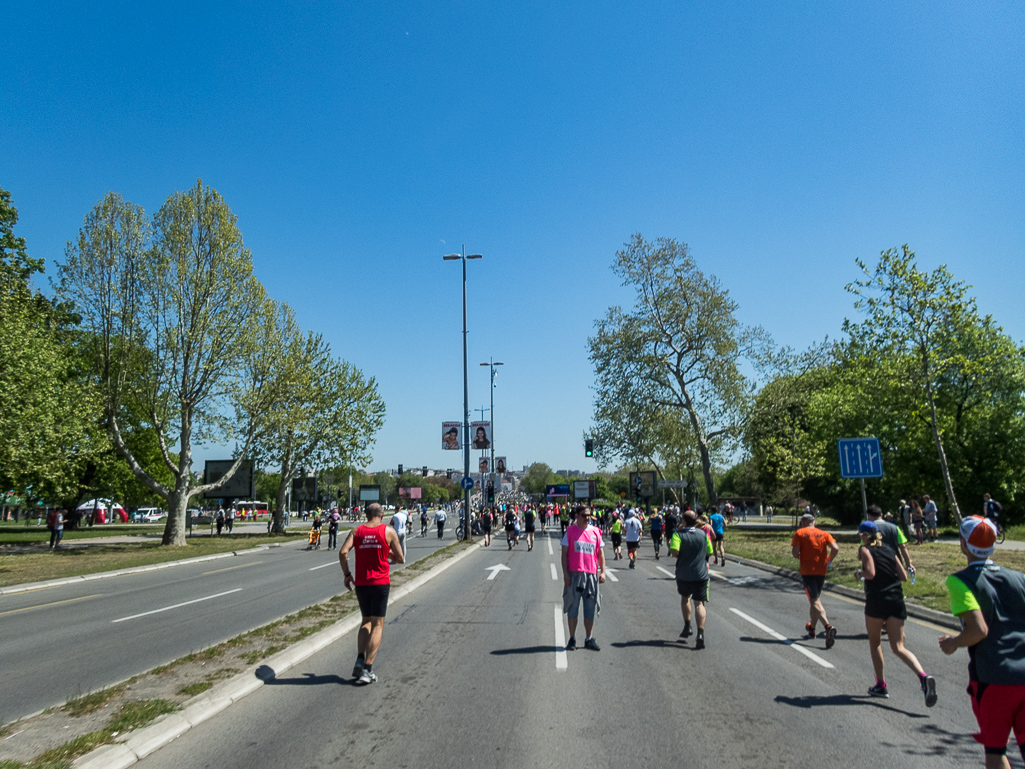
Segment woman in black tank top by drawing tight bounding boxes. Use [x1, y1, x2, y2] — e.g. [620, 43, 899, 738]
[855, 522, 935, 704]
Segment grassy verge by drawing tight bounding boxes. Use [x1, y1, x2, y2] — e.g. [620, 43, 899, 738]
[0, 533, 303, 588]
[0, 524, 165, 544]
[724, 529, 1025, 614]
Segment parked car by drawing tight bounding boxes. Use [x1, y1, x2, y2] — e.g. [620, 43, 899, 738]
[135, 507, 165, 523]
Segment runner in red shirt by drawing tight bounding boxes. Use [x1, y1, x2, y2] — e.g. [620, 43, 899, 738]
[339, 502, 404, 685]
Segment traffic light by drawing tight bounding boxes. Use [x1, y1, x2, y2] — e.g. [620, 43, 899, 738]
[422, 466, 428, 477]
[584, 439, 594, 457]
[397, 464, 403, 475]
[486, 483, 495, 504]
[446, 469, 453, 479]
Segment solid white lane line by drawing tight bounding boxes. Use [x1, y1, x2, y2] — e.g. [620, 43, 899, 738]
[547, 536, 554, 555]
[729, 608, 834, 669]
[550, 563, 558, 581]
[553, 606, 568, 671]
[656, 566, 675, 578]
[112, 589, 243, 623]
[309, 562, 336, 571]
[605, 568, 619, 583]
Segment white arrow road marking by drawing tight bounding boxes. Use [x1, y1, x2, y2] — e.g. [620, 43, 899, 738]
[605, 568, 619, 582]
[486, 564, 512, 581]
[553, 606, 568, 671]
[550, 563, 558, 581]
[113, 589, 243, 623]
[729, 608, 834, 669]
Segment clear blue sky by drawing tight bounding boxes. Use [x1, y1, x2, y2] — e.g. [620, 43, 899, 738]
[4, 2, 1023, 476]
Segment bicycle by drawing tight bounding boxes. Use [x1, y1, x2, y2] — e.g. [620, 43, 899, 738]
[997, 523, 1006, 545]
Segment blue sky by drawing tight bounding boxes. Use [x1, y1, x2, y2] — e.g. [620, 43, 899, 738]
[4, 2, 1023, 476]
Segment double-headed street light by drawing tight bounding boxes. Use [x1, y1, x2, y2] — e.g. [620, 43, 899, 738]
[443, 247, 482, 541]
[479, 359, 503, 492]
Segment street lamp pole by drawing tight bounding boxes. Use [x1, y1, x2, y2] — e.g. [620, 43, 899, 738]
[479, 358, 503, 491]
[444, 247, 482, 541]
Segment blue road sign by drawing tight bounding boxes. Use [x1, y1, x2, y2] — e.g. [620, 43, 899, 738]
[838, 438, 884, 478]
[460, 476, 475, 491]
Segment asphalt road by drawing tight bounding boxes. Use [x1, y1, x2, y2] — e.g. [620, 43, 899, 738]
[135, 529, 1003, 769]
[0, 526, 455, 723]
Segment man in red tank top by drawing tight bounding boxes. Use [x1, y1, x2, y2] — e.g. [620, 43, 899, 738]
[339, 503, 405, 685]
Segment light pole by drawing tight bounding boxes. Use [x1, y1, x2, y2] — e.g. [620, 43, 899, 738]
[444, 247, 482, 540]
[479, 358, 503, 498]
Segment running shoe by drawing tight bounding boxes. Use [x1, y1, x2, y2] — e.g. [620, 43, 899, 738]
[680, 623, 692, 639]
[825, 625, 837, 650]
[355, 669, 377, 686]
[922, 675, 937, 708]
[805, 622, 816, 639]
[629, 560, 635, 569]
[695, 633, 705, 650]
[867, 682, 889, 698]
[566, 637, 577, 652]
[352, 656, 365, 678]
[584, 637, 601, 651]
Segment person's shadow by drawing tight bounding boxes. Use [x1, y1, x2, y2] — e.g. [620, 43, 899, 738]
[258, 667, 348, 686]
[775, 693, 927, 718]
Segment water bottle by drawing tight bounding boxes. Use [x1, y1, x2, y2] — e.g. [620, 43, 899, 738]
[909, 566, 916, 585]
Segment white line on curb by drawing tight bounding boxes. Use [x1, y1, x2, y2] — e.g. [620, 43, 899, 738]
[729, 608, 834, 669]
[112, 589, 243, 623]
[554, 606, 568, 671]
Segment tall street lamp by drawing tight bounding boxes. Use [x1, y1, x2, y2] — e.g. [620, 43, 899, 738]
[479, 358, 503, 488]
[443, 247, 482, 540]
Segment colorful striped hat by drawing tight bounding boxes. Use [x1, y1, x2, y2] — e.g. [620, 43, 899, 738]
[960, 515, 997, 558]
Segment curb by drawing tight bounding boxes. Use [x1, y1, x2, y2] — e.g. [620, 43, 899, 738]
[0, 544, 285, 596]
[72, 539, 483, 769]
[727, 552, 961, 631]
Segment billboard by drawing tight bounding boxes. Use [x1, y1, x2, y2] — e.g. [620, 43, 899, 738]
[359, 484, 380, 502]
[573, 480, 596, 499]
[470, 421, 491, 449]
[399, 487, 423, 499]
[203, 459, 255, 500]
[291, 476, 317, 502]
[442, 422, 461, 450]
[629, 471, 657, 499]
[495, 456, 507, 474]
[546, 484, 570, 498]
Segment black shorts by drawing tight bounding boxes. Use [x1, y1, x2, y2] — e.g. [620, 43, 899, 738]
[677, 579, 709, 602]
[651, 531, 663, 542]
[481, 523, 492, 533]
[505, 525, 516, 533]
[611, 533, 622, 547]
[626, 540, 640, 552]
[865, 595, 908, 621]
[714, 533, 724, 542]
[525, 525, 535, 532]
[354, 584, 390, 617]
[801, 575, 826, 601]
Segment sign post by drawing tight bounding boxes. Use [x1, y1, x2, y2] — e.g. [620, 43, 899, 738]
[837, 438, 884, 518]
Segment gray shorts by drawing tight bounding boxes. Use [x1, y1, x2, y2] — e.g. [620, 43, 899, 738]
[565, 587, 598, 621]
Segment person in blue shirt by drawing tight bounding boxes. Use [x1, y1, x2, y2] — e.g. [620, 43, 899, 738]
[708, 507, 727, 567]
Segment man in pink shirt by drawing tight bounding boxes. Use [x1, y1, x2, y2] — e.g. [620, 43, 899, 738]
[561, 505, 607, 651]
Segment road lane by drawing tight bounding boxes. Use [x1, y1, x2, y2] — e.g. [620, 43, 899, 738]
[134, 531, 983, 768]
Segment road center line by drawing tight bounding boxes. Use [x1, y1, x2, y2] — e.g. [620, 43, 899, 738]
[547, 536, 553, 555]
[204, 560, 263, 575]
[550, 563, 558, 581]
[309, 561, 337, 571]
[553, 606, 568, 671]
[729, 607, 834, 669]
[112, 588, 242, 623]
[0, 594, 102, 617]
[656, 566, 675, 579]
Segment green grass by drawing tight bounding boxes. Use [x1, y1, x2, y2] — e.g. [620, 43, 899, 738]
[0, 523, 161, 544]
[64, 685, 127, 717]
[0, 533, 302, 587]
[725, 529, 1025, 613]
[177, 682, 213, 696]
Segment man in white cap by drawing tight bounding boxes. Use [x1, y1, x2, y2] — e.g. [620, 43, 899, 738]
[940, 516, 1025, 769]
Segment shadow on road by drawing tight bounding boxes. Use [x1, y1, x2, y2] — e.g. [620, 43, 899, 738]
[610, 639, 683, 649]
[490, 645, 557, 656]
[261, 669, 350, 686]
[775, 693, 928, 718]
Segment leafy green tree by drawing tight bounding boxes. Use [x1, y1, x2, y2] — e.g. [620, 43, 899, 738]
[589, 235, 768, 506]
[59, 183, 280, 545]
[521, 463, 555, 496]
[845, 246, 1017, 524]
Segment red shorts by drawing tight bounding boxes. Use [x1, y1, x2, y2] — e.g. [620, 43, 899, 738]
[969, 681, 1025, 749]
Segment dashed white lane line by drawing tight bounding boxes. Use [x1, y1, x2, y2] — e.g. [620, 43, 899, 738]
[553, 606, 568, 671]
[550, 563, 558, 581]
[547, 536, 554, 555]
[656, 566, 675, 578]
[729, 607, 835, 669]
[112, 589, 243, 623]
[309, 561, 336, 571]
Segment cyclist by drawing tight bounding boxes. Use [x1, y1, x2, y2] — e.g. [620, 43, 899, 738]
[983, 493, 1003, 526]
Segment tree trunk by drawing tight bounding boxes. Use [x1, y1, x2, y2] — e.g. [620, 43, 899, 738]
[924, 378, 962, 525]
[162, 484, 189, 546]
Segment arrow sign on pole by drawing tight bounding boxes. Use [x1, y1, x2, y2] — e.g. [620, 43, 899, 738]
[485, 564, 511, 580]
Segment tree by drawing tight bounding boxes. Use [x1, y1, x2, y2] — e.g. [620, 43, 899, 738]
[845, 246, 1010, 524]
[252, 303, 385, 532]
[58, 183, 279, 545]
[589, 234, 767, 507]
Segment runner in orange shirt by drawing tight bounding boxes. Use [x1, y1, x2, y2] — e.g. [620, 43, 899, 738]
[791, 513, 840, 649]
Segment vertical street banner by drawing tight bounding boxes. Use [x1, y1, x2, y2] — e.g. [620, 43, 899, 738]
[495, 456, 507, 474]
[470, 421, 492, 450]
[442, 422, 461, 450]
[478, 456, 490, 474]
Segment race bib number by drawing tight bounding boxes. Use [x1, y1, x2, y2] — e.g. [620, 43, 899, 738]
[574, 541, 596, 555]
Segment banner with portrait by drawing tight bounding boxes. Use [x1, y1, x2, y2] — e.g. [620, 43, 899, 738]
[495, 456, 507, 474]
[442, 422, 461, 450]
[470, 421, 491, 450]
